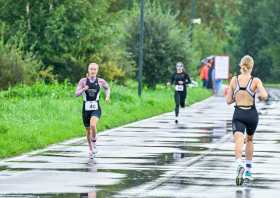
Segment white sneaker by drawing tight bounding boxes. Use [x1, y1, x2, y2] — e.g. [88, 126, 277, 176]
[89, 151, 95, 159]
[245, 171, 253, 181]
[236, 165, 245, 185]
[91, 143, 98, 154]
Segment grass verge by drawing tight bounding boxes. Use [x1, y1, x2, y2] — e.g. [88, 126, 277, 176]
[0, 80, 212, 159]
[263, 83, 280, 88]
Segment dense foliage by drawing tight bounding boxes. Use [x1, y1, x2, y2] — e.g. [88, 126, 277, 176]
[122, 2, 196, 87]
[109, 0, 240, 38]
[0, 0, 113, 83]
[0, 25, 54, 90]
[233, 0, 280, 82]
[0, 0, 279, 88]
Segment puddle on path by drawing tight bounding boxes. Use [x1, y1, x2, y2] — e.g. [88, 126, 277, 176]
[1, 168, 166, 198]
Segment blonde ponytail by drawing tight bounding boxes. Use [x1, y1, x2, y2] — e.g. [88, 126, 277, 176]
[240, 55, 254, 73]
[86, 73, 89, 78]
[241, 66, 249, 72]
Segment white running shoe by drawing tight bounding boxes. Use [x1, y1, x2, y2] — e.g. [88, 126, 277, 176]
[236, 165, 245, 185]
[89, 151, 95, 159]
[91, 143, 98, 154]
[245, 171, 253, 181]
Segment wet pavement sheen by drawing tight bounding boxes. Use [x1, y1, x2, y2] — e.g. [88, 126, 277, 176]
[0, 87, 280, 198]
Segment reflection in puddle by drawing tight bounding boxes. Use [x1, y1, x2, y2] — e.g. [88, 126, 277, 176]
[173, 153, 184, 160]
[197, 120, 230, 143]
[235, 189, 252, 198]
[80, 192, 97, 198]
[199, 137, 213, 143]
[0, 166, 8, 171]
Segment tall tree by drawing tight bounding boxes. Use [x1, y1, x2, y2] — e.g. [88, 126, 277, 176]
[0, 0, 112, 82]
[234, 0, 278, 82]
[259, 0, 280, 81]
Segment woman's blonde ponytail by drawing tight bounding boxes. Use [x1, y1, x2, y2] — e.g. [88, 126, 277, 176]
[240, 55, 254, 73]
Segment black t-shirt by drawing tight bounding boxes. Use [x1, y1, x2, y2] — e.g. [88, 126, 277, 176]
[170, 71, 191, 91]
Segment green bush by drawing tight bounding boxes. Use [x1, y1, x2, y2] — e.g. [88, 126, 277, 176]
[0, 80, 74, 99]
[48, 54, 87, 83]
[0, 33, 41, 90]
[0, 24, 55, 90]
[88, 44, 136, 84]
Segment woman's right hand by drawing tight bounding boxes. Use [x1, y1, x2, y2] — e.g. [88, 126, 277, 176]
[83, 85, 89, 91]
[258, 93, 263, 101]
[167, 82, 171, 86]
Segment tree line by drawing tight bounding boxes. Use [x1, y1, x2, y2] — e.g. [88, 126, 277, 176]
[0, 0, 279, 90]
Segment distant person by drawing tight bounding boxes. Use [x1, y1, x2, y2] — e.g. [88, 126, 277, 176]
[75, 63, 110, 159]
[211, 68, 223, 95]
[200, 63, 209, 88]
[207, 59, 214, 89]
[226, 55, 268, 185]
[167, 62, 191, 124]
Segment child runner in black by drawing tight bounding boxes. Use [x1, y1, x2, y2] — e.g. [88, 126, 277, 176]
[167, 62, 191, 123]
[226, 55, 268, 185]
[75, 63, 110, 159]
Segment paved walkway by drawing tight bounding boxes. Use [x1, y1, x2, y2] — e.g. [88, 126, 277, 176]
[0, 87, 279, 198]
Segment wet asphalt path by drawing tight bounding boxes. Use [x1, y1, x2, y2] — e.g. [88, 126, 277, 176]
[0, 87, 280, 198]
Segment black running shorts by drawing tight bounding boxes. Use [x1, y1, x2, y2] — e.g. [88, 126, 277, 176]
[232, 107, 258, 136]
[82, 101, 102, 127]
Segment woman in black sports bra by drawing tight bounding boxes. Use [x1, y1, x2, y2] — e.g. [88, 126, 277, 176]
[226, 55, 268, 185]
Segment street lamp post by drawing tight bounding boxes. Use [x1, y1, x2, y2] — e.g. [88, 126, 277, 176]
[190, 0, 195, 47]
[138, 0, 145, 97]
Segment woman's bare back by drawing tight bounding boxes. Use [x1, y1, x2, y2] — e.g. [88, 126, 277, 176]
[232, 75, 258, 106]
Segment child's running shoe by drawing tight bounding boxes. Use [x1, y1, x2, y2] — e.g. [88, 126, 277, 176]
[245, 171, 253, 181]
[236, 165, 245, 185]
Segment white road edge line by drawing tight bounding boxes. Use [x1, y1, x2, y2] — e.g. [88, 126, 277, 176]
[0, 96, 214, 164]
[128, 133, 232, 198]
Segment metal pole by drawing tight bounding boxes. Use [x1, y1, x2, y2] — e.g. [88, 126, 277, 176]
[190, 0, 195, 47]
[138, 0, 144, 97]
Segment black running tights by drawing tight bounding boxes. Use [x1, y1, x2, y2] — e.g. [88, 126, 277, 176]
[174, 91, 186, 117]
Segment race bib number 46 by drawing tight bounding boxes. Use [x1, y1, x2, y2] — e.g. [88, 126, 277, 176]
[85, 101, 98, 111]
[175, 85, 184, 91]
